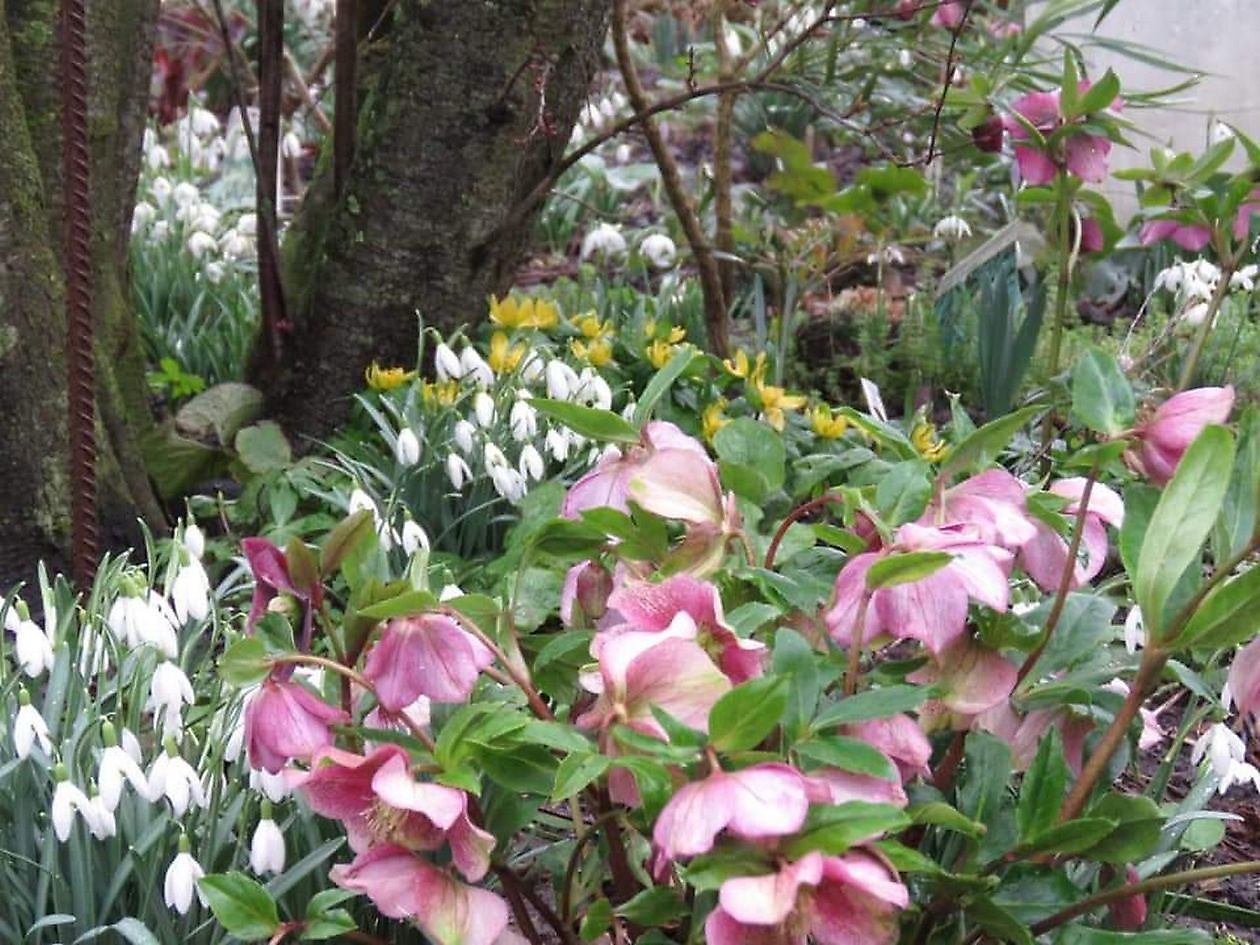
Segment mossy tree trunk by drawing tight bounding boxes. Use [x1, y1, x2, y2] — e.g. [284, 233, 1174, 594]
[0, 0, 163, 589]
[262, 0, 610, 443]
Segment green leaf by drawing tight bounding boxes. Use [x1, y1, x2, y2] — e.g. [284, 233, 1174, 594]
[1176, 564, 1260, 648]
[1055, 928, 1211, 945]
[1017, 728, 1069, 841]
[301, 911, 358, 941]
[1021, 817, 1118, 855]
[709, 677, 789, 753]
[782, 802, 910, 858]
[530, 399, 640, 443]
[551, 752, 611, 801]
[219, 637, 271, 686]
[866, 551, 953, 590]
[199, 872, 280, 940]
[1083, 793, 1165, 863]
[908, 801, 985, 837]
[234, 420, 292, 474]
[1072, 348, 1135, 435]
[1077, 69, 1121, 115]
[320, 510, 375, 576]
[874, 461, 932, 526]
[356, 589, 439, 621]
[812, 685, 928, 728]
[796, 735, 898, 780]
[633, 347, 695, 426]
[714, 418, 786, 493]
[579, 899, 613, 941]
[966, 897, 1033, 945]
[615, 887, 687, 926]
[1134, 426, 1235, 637]
[939, 405, 1042, 480]
[681, 846, 775, 892]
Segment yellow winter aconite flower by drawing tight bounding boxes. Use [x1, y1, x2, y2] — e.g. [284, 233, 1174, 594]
[364, 362, 416, 391]
[421, 379, 460, 407]
[570, 337, 614, 367]
[573, 312, 613, 340]
[645, 339, 683, 369]
[911, 416, 949, 462]
[754, 378, 807, 432]
[702, 400, 729, 442]
[723, 349, 766, 380]
[810, 404, 849, 439]
[488, 332, 525, 375]
[489, 294, 559, 330]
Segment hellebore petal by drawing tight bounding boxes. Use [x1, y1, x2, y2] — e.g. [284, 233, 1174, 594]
[912, 639, 1016, 716]
[810, 850, 909, 945]
[928, 469, 1038, 550]
[363, 614, 495, 710]
[1140, 219, 1213, 252]
[1130, 386, 1234, 486]
[845, 714, 932, 781]
[1064, 133, 1111, 183]
[1227, 635, 1260, 726]
[720, 852, 825, 926]
[560, 561, 613, 628]
[627, 449, 724, 525]
[1013, 146, 1059, 186]
[244, 678, 348, 773]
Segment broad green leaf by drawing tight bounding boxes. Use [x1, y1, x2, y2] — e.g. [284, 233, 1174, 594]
[579, 899, 614, 942]
[615, 887, 687, 926]
[1077, 69, 1121, 115]
[1083, 793, 1165, 864]
[681, 846, 775, 891]
[1134, 426, 1235, 637]
[782, 802, 910, 858]
[796, 735, 898, 781]
[356, 589, 438, 620]
[774, 627, 825, 737]
[939, 405, 1042, 480]
[1072, 348, 1135, 435]
[714, 418, 786, 493]
[874, 461, 932, 526]
[966, 897, 1033, 945]
[633, 347, 695, 426]
[1021, 817, 1117, 855]
[1176, 564, 1260, 648]
[958, 733, 1016, 862]
[219, 637, 271, 686]
[908, 801, 985, 837]
[709, 677, 789, 753]
[1017, 728, 1069, 841]
[812, 685, 928, 728]
[1055, 928, 1211, 945]
[320, 509, 374, 576]
[866, 551, 953, 590]
[234, 420, 292, 474]
[551, 752, 611, 801]
[199, 872, 280, 940]
[529, 398, 640, 443]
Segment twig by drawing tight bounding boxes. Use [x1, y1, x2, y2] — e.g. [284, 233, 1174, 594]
[923, 0, 975, 165]
[765, 492, 846, 570]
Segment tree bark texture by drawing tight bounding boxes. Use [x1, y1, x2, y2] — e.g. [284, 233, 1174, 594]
[265, 0, 611, 443]
[0, 0, 162, 590]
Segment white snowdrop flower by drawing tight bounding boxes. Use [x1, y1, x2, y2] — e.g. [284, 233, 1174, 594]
[150, 220, 171, 242]
[473, 391, 497, 428]
[933, 215, 972, 243]
[1153, 264, 1183, 295]
[519, 443, 545, 482]
[218, 228, 254, 259]
[131, 200, 157, 232]
[866, 245, 906, 266]
[183, 523, 205, 560]
[189, 105, 221, 138]
[580, 223, 628, 262]
[1192, 723, 1246, 778]
[460, 347, 494, 388]
[172, 181, 200, 207]
[97, 726, 151, 812]
[236, 212, 257, 237]
[249, 766, 290, 802]
[204, 261, 226, 284]
[119, 727, 143, 765]
[509, 400, 538, 441]
[545, 427, 570, 462]
[144, 592, 181, 657]
[489, 464, 527, 504]
[377, 521, 399, 553]
[519, 351, 545, 384]
[148, 745, 208, 817]
[639, 233, 677, 270]
[1210, 119, 1236, 146]
[434, 342, 463, 381]
[394, 427, 421, 467]
[453, 419, 476, 454]
[164, 840, 207, 915]
[483, 442, 509, 470]
[150, 176, 173, 206]
[1193, 258, 1222, 287]
[438, 584, 463, 602]
[11, 605, 55, 678]
[1230, 265, 1258, 293]
[147, 144, 171, 170]
[851, 16, 868, 30]
[1217, 759, 1260, 796]
[588, 375, 613, 411]
[1183, 301, 1211, 327]
[185, 205, 221, 235]
[545, 360, 576, 400]
[52, 775, 100, 842]
[446, 453, 472, 491]
[186, 231, 217, 260]
[1123, 607, 1144, 654]
[148, 662, 195, 740]
[13, 692, 52, 760]
[567, 428, 587, 451]
[614, 143, 633, 164]
[401, 519, 429, 556]
[107, 589, 177, 655]
[250, 804, 286, 876]
[348, 488, 376, 516]
[172, 556, 211, 624]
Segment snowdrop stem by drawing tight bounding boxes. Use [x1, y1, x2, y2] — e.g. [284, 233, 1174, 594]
[1015, 460, 1099, 685]
[1177, 251, 1234, 392]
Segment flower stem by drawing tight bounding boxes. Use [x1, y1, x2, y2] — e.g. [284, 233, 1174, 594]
[844, 593, 871, 697]
[1039, 176, 1077, 464]
[441, 606, 553, 721]
[765, 492, 846, 570]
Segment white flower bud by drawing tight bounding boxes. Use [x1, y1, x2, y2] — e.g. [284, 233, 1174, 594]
[446, 453, 472, 491]
[639, 233, 677, 270]
[401, 519, 429, 555]
[394, 427, 422, 467]
[519, 444, 545, 482]
[460, 347, 494, 388]
[509, 400, 538, 441]
[434, 343, 462, 381]
[580, 223, 628, 262]
[453, 419, 476, 454]
[473, 391, 496, 428]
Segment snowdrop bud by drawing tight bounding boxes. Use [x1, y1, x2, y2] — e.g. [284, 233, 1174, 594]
[446, 453, 472, 491]
[546, 360, 577, 401]
[51, 768, 97, 842]
[545, 427, 570, 462]
[147, 144, 171, 170]
[434, 343, 462, 381]
[148, 662, 195, 740]
[1210, 119, 1236, 145]
[460, 347, 494, 388]
[186, 231, 217, 259]
[933, 214, 972, 242]
[236, 212, 257, 236]
[589, 375, 613, 411]
[164, 836, 207, 915]
[489, 464, 527, 504]
[401, 519, 429, 556]
[250, 802, 286, 875]
[131, 200, 157, 232]
[509, 400, 538, 441]
[519, 443, 545, 482]
[438, 584, 464, 601]
[453, 419, 476, 454]
[172, 555, 211, 624]
[1183, 301, 1210, 327]
[13, 690, 52, 760]
[580, 223, 628, 262]
[173, 181, 200, 207]
[249, 766, 290, 802]
[12, 604, 55, 678]
[150, 177, 173, 206]
[348, 488, 376, 516]
[520, 352, 545, 384]
[483, 442, 509, 470]
[183, 523, 205, 560]
[148, 738, 208, 817]
[473, 391, 496, 428]
[394, 427, 421, 467]
[639, 233, 678, 270]
[1123, 607, 1144, 654]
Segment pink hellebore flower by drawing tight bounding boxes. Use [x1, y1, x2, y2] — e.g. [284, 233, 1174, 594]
[1079, 216, 1105, 253]
[844, 714, 932, 783]
[909, 638, 1017, 717]
[1235, 188, 1260, 241]
[706, 849, 909, 945]
[1004, 84, 1119, 185]
[245, 677, 349, 773]
[922, 469, 1037, 553]
[653, 763, 810, 860]
[363, 614, 494, 711]
[242, 537, 322, 640]
[931, 0, 964, 28]
[975, 703, 1092, 774]
[560, 561, 614, 628]
[803, 768, 909, 809]
[602, 575, 765, 683]
[1018, 478, 1124, 592]
[1226, 635, 1260, 726]
[331, 844, 509, 945]
[1126, 386, 1234, 486]
[825, 523, 1012, 656]
[1140, 219, 1213, 252]
[1109, 865, 1148, 931]
[296, 745, 495, 877]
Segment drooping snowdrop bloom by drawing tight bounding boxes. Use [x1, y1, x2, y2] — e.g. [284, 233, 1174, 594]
[172, 181, 200, 207]
[518, 443, 545, 482]
[446, 453, 472, 491]
[573, 368, 613, 411]
[8, 602, 55, 678]
[639, 233, 677, 269]
[364, 615, 494, 711]
[401, 518, 429, 556]
[164, 837, 207, 915]
[52, 770, 105, 842]
[489, 464, 527, 504]
[1125, 386, 1234, 486]
[148, 661, 195, 740]
[171, 552, 211, 624]
[545, 427, 570, 462]
[244, 677, 349, 773]
[581, 223, 629, 262]
[483, 443, 508, 470]
[933, 214, 972, 242]
[1192, 723, 1246, 781]
[545, 359, 577, 400]
[250, 765, 290, 803]
[131, 200, 157, 232]
[148, 739, 208, 817]
[452, 419, 476, 454]
[434, 343, 462, 381]
[460, 347, 494, 388]
[509, 399, 538, 441]
[1231, 265, 1259, 293]
[12, 690, 52, 760]
[1123, 607, 1145, 654]
[472, 391, 496, 428]
[107, 587, 178, 656]
[394, 427, 421, 467]
[183, 522, 206, 560]
[185, 231, 217, 259]
[97, 722, 151, 811]
[250, 801, 286, 875]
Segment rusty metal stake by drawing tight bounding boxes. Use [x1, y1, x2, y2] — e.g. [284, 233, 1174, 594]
[62, 0, 99, 588]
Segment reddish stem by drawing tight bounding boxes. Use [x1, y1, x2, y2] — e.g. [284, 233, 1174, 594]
[765, 493, 847, 570]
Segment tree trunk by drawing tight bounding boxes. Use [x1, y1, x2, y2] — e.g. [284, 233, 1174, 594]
[0, 0, 163, 590]
[262, 0, 610, 443]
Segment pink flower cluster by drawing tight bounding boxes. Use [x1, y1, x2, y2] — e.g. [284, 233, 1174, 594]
[1003, 83, 1120, 185]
